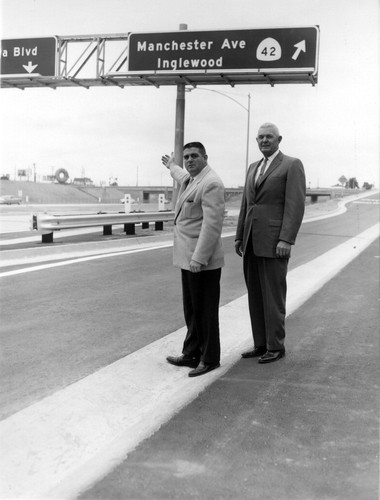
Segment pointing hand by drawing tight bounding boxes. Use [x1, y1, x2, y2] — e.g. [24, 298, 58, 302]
[161, 152, 175, 169]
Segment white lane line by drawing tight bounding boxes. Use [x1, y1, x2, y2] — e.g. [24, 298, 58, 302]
[0, 242, 173, 278]
[286, 223, 379, 313]
[0, 226, 104, 243]
[0, 232, 236, 277]
[0, 223, 378, 500]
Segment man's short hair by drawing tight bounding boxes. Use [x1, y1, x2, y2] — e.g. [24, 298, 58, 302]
[258, 123, 280, 137]
[183, 142, 207, 156]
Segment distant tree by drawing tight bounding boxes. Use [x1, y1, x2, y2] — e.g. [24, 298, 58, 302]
[346, 177, 359, 189]
[362, 182, 374, 190]
[0, 174, 10, 180]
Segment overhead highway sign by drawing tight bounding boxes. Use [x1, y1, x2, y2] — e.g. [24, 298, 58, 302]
[127, 27, 319, 81]
[0, 37, 56, 76]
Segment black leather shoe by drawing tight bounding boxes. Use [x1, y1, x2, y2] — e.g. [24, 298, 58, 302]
[188, 361, 220, 377]
[258, 350, 285, 364]
[166, 355, 199, 368]
[241, 346, 267, 358]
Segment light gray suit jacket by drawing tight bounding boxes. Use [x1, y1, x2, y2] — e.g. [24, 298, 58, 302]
[169, 163, 225, 270]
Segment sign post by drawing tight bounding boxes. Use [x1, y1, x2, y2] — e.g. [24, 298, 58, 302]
[172, 24, 188, 207]
[0, 37, 56, 76]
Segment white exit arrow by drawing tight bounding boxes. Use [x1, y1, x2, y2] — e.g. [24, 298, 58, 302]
[22, 61, 38, 73]
[292, 40, 306, 60]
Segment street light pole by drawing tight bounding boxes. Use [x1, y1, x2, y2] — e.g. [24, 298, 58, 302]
[186, 87, 252, 176]
[245, 93, 251, 175]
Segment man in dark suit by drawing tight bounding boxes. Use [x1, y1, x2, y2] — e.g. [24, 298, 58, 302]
[161, 142, 225, 377]
[235, 123, 306, 363]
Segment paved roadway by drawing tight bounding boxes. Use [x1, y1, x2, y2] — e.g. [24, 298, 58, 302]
[0, 194, 377, 419]
[82, 238, 379, 500]
[0, 192, 379, 499]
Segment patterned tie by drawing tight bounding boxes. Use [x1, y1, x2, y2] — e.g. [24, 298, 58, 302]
[256, 158, 268, 185]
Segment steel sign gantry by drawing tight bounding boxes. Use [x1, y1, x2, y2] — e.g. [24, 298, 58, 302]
[0, 26, 319, 89]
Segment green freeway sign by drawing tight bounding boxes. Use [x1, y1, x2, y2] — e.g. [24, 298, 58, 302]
[1, 37, 56, 76]
[127, 27, 319, 76]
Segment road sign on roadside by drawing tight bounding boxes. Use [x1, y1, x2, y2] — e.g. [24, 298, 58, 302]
[128, 27, 319, 76]
[0, 37, 56, 76]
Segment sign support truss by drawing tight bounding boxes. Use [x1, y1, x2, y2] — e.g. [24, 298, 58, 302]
[1, 27, 319, 90]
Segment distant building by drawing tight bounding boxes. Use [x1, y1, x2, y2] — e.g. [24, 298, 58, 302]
[42, 175, 57, 183]
[72, 177, 94, 186]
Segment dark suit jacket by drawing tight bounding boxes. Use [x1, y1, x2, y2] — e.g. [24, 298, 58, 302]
[236, 151, 306, 258]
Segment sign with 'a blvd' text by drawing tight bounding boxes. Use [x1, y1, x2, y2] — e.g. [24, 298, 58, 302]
[128, 27, 319, 76]
[0, 37, 56, 76]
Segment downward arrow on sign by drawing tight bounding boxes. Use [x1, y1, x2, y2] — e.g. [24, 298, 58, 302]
[292, 40, 306, 60]
[22, 61, 38, 73]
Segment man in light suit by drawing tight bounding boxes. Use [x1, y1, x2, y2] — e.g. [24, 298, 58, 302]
[235, 123, 306, 363]
[161, 142, 225, 377]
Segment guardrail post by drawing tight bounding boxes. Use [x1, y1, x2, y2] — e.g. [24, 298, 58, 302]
[125, 223, 135, 235]
[103, 225, 112, 235]
[123, 194, 132, 213]
[155, 221, 164, 231]
[42, 233, 54, 243]
[142, 222, 149, 229]
[158, 194, 166, 211]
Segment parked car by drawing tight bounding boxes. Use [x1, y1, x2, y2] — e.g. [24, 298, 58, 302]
[0, 195, 22, 205]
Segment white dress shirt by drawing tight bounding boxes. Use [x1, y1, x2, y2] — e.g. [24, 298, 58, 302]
[255, 149, 280, 184]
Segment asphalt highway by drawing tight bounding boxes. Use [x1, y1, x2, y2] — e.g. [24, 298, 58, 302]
[0, 192, 378, 499]
[1, 195, 378, 420]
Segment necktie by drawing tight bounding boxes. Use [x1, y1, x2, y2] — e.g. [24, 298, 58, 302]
[256, 158, 267, 185]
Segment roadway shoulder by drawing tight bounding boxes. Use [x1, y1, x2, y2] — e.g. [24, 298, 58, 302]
[80, 238, 380, 500]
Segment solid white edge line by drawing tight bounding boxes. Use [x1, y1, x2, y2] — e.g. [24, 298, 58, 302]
[0, 243, 173, 277]
[0, 223, 378, 500]
[0, 232, 238, 277]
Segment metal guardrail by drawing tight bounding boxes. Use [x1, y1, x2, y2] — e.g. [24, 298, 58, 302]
[33, 210, 175, 243]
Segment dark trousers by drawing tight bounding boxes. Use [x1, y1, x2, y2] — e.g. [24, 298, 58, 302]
[181, 268, 221, 364]
[243, 244, 288, 352]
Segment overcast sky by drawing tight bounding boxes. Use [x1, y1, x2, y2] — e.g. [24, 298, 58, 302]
[0, 0, 378, 188]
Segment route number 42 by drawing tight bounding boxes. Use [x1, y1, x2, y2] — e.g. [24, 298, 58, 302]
[256, 37, 281, 61]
